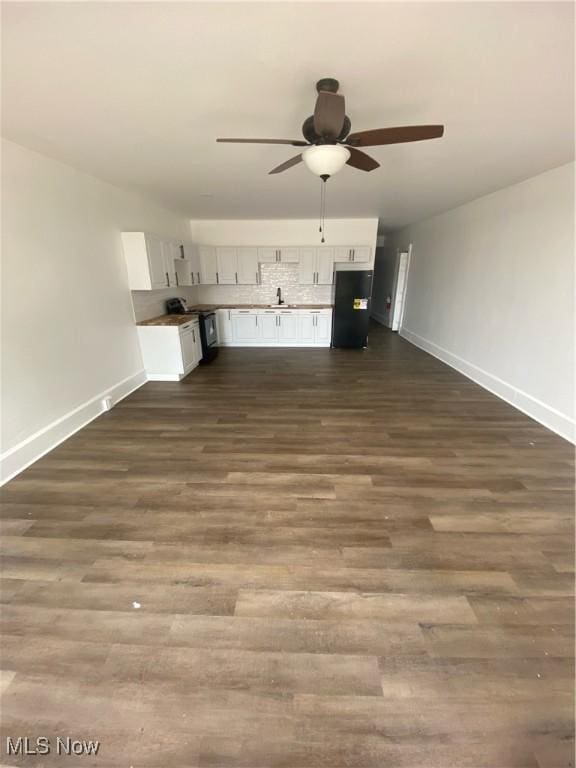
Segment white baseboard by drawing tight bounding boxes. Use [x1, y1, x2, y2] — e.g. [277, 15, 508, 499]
[0, 370, 147, 485]
[400, 328, 574, 443]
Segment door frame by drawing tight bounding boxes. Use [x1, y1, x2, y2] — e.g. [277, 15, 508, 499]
[392, 244, 412, 332]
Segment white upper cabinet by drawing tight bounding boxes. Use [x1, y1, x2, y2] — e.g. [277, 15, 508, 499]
[182, 242, 201, 285]
[174, 257, 193, 287]
[236, 247, 259, 285]
[257, 247, 299, 263]
[122, 232, 173, 290]
[298, 247, 334, 285]
[199, 245, 218, 284]
[216, 247, 237, 285]
[334, 246, 372, 263]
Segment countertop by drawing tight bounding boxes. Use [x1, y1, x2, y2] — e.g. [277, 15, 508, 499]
[138, 304, 334, 326]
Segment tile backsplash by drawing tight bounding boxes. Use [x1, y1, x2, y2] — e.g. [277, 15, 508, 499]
[131, 263, 334, 322]
[195, 263, 334, 305]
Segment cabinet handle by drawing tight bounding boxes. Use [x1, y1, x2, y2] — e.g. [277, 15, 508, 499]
[255, 315, 258, 326]
[175, 272, 179, 286]
[192, 329, 196, 343]
[256, 272, 258, 284]
[228, 310, 231, 321]
[197, 272, 201, 284]
[235, 272, 238, 284]
[191, 272, 195, 284]
[352, 249, 355, 261]
[216, 272, 219, 284]
[165, 271, 170, 286]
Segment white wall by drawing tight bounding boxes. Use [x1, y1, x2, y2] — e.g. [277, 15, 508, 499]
[371, 243, 400, 327]
[390, 162, 574, 442]
[189, 218, 378, 252]
[1, 139, 191, 482]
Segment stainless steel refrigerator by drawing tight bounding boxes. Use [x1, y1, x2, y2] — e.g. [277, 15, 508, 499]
[331, 270, 373, 348]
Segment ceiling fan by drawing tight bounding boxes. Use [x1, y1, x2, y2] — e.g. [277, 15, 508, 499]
[217, 78, 444, 178]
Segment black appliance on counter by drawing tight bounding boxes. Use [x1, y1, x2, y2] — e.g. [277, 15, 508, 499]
[165, 298, 218, 363]
[331, 270, 373, 348]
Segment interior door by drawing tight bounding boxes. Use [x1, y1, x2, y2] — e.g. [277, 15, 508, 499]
[278, 312, 298, 343]
[216, 247, 237, 284]
[145, 234, 169, 289]
[391, 250, 410, 332]
[236, 247, 259, 284]
[298, 248, 316, 285]
[316, 248, 335, 284]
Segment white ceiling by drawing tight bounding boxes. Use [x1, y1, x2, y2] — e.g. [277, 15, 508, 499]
[2, 2, 574, 229]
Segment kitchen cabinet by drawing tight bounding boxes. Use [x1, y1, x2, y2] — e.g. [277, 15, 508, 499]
[182, 242, 201, 285]
[237, 247, 260, 284]
[277, 310, 299, 343]
[199, 246, 218, 284]
[216, 309, 234, 344]
[221, 308, 332, 347]
[260, 310, 279, 342]
[298, 247, 335, 285]
[122, 232, 177, 290]
[216, 247, 237, 285]
[257, 247, 299, 264]
[215, 247, 259, 285]
[231, 310, 261, 343]
[334, 246, 372, 264]
[137, 318, 201, 381]
[174, 258, 193, 287]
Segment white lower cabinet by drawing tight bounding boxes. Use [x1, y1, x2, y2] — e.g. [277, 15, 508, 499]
[231, 310, 260, 343]
[216, 309, 234, 343]
[137, 319, 202, 381]
[220, 308, 332, 347]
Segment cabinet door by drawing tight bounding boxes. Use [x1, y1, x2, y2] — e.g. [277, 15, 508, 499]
[315, 313, 332, 345]
[232, 312, 260, 342]
[298, 248, 316, 285]
[180, 327, 196, 371]
[258, 247, 278, 263]
[163, 241, 180, 287]
[216, 247, 238, 284]
[279, 247, 299, 263]
[316, 248, 335, 285]
[192, 323, 203, 363]
[298, 313, 315, 343]
[260, 312, 279, 342]
[278, 312, 298, 343]
[174, 259, 193, 287]
[351, 246, 371, 263]
[145, 234, 170, 289]
[334, 246, 352, 263]
[183, 242, 201, 285]
[216, 309, 233, 344]
[237, 247, 259, 285]
[199, 246, 218, 284]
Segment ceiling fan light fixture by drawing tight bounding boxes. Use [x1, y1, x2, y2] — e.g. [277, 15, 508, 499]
[302, 144, 350, 177]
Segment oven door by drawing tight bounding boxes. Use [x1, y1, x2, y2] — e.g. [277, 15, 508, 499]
[202, 312, 218, 348]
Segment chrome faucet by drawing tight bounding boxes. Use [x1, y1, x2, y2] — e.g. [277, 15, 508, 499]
[276, 287, 284, 306]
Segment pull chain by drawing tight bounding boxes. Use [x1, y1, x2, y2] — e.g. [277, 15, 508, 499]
[319, 176, 328, 243]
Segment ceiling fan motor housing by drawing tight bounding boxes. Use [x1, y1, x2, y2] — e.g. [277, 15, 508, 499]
[302, 114, 351, 144]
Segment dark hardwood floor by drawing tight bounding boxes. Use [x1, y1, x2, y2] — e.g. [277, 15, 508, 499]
[1, 323, 574, 767]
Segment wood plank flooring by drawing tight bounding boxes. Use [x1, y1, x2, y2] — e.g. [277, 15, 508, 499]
[0, 323, 574, 767]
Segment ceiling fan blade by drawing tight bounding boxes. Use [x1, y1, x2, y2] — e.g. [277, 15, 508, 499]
[346, 125, 444, 147]
[217, 138, 308, 146]
[313, 91, 345, 139]
[268, 154, 303, 175]
[346, 147, 380, 172]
